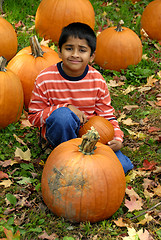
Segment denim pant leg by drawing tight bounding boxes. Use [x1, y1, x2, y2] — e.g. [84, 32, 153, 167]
[45, 107, 80, 147]
[115, 150, 134, 174]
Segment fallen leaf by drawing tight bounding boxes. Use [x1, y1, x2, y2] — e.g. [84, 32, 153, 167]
[143, 189, 154, 199]
[122, 118, 139, 126]
[0, 159, 18, 167]
[155, 100, 161, 107]
[113, 217, 128, 227]
[109, 79, 124, 87]
[117, 112, 126, 122]
[38, 230, 58, 239]
[13, 134, 26, 145]
[40, 38, 51, 47]
[137, 213, 154, 225]
[0, 171, 9, 180]
[148, 126, 161, 133]
[138, 86, 152, 92]
[125, 170, 138, 183]
[123, 105, 139, 111]
[153, 184, 161, 197]
[3, 227, 20, 240]
[126, 187, 142, 201]
[137, 228, 154, 240]
[20, 119, 32, 129]
[0, 179, 12, 188]
[139, 159, 157, 171]
[15, 147, 31, 161]
[122, 86, 136, 95]
[145, 75, 158, 86]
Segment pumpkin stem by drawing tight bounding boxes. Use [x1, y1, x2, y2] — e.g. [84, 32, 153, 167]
[0, 56, 7, 72]
[115, 20, 124, 32]
[30, 35, 44, 58]
[79, 127, 100, 155]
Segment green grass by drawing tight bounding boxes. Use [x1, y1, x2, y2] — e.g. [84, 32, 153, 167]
[0, 0, 161, 239]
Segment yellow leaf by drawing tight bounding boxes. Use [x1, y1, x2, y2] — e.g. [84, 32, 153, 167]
[126, 170, 138, 183]
[137, 213, 154, 225]
[15, 147, 31, 161]
[122, 86, 136, 95]
[0, 179, 12, 188]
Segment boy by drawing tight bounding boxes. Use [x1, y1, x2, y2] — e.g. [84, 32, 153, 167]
[28, 22, 133, 173]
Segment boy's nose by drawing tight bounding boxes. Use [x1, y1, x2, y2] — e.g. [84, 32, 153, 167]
[72, 49, 79, 57]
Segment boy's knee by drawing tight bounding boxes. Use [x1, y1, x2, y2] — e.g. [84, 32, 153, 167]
[46, 107, 80, 129]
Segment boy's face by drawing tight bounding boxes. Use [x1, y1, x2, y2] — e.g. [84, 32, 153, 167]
[58, 36, 95, 77]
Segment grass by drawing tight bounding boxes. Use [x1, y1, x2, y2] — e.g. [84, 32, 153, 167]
[0, 0, 161, 239]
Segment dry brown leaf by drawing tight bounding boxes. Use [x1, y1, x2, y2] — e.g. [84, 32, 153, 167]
[153, 185, 161, 197]
[123, 105, 139, 111]
[122, 118, 139, 126]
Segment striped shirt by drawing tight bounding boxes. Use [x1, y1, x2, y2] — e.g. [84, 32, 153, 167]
[28, 62, 124, 142]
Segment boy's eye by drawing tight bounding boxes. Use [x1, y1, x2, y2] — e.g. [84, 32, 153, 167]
[79, 48, 86, 53]
[65, 47, 73, 51]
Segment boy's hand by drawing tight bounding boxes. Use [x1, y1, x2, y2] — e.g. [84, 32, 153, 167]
[67, 105, 87, 124]
[107, 140, 123, 152]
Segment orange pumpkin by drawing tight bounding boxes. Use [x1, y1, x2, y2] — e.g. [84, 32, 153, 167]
[95, 21, 142, 72]
[41, 128, 126, 223]
[35, 0, 95, 43]
[0, 17, 18, 61]
[79, 116, 114, 144]
[141, 0, 161, 41]
[0, 57, 24, 129]
[7, 36, 61, 110]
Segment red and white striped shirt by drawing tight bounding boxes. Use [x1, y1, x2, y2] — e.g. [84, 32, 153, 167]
[28, 62, 124, 142]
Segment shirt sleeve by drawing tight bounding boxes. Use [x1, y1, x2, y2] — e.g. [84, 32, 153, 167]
[28, 79, 68, 128]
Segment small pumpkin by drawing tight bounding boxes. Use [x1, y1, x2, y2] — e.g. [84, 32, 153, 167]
[0, 17, 18, 61]
[7, 36, 61, 110]
[0, 56, 24, 129]
[141, 0, 161, 41]
[35, 0, 95, 43]
[79, 116, 114, 144]
[95, 20, 142, 72]
[41, 127, 126, 223]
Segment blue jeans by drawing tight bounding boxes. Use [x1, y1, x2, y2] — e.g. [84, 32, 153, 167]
[45, 107, 134, 173]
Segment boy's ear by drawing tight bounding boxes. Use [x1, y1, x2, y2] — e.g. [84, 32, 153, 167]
[89, 51, 95, 63]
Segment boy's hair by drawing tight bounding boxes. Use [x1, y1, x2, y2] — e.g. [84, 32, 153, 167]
[58, 22, 96, 56]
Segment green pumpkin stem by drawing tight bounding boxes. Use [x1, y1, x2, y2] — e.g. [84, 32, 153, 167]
[0, 56, 7, 72]
[79, 127, 100, 155]
[30, 35, 44, 58]
[115, 20, 124, 32]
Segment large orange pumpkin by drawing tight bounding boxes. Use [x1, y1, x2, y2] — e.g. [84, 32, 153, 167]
[41, 128, 126, 223]
[0, 17, 18, 61]
[141, 0, 161, 41]
[7, 36, 61, 110]
[95, 21, 142, 72]
[0, 57, 24, 129]
[35, 0, 95, 43]
[79, 116, 114, 144]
